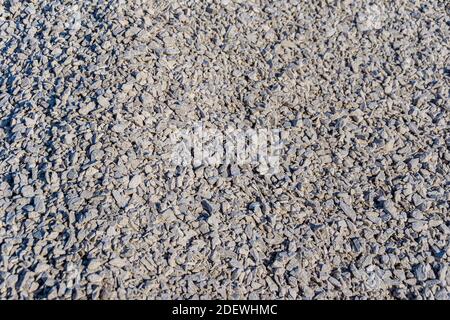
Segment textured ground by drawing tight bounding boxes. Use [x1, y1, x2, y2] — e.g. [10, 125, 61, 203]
[0, 0, 449, 299]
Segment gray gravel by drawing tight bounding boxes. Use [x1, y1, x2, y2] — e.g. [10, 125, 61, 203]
[0, 0, 449, 300]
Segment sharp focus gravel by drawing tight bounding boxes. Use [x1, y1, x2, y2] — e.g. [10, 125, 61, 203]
[0, 0, 449, 300]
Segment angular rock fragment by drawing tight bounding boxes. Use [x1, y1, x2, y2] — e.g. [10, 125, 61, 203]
[339, 200, 356, 221]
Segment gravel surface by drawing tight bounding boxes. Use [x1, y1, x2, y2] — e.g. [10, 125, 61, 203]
[0, 0, 449, 300]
